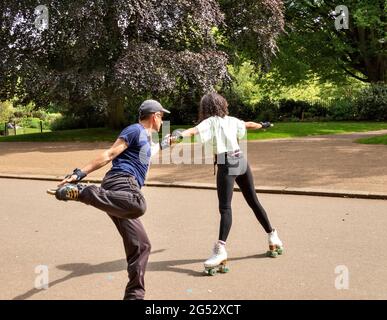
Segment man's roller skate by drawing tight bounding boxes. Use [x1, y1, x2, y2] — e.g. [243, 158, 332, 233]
[266, 229, 284, 258]
[203, 241, 229, 276]
[47, 183, 85, 201]
[47, 168, 87, 201]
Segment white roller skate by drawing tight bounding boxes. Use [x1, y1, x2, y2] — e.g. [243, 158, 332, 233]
[203, 242, 229, 276]
[266, 229, 284, 258]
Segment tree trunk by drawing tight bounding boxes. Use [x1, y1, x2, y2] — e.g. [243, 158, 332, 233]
[107, 94, 126, 129]
[355, 26, 386, 84]
[367, 54, 386, 84]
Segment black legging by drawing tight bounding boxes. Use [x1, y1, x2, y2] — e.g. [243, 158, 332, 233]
[216, 155, 273, 241]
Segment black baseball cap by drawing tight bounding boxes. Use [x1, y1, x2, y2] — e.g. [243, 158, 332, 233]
[138, 100, 170, 116]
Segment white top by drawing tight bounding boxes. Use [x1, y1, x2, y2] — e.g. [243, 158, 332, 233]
[195, 116, 246, 154]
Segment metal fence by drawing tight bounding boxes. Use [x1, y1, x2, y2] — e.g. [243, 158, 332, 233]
[0, 120, 43, 137]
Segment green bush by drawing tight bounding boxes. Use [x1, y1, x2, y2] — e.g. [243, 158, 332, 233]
[0, 101, 14, 123]
[278, 99, 322, 120]
[31, 110, 48, 120]
[223, 89, 256, 121]
[307, 101, 328, 118]
[253, 98, 279, 122]
[19, 117, 42, 129]
[327, 99, 357, 120]
[43, 113, 62, 130]
[261, 99, 329, 121]
[49, 100, 107, 130]
[355, 84, 387, 121]
[50, 116, 85, 131]
[278, 99, 302, 119]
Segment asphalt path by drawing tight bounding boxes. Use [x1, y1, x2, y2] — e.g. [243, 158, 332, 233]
[1, 178, 386, 300]
[1, 130, 387, 194]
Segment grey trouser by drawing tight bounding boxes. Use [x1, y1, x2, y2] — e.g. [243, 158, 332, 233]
[79, 171, 150, 300]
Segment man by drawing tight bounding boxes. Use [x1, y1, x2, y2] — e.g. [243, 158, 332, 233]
[52, 99, 172, 300]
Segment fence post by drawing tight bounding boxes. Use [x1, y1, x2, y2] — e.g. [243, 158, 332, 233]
[4, 122, 6, 136]
[40, 120, 43, 133]
[14, 121, 16, 135]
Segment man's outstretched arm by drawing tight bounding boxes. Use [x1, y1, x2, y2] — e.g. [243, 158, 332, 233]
[58, 138, 128, 186]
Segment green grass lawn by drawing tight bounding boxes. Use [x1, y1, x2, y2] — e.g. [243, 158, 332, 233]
[16, 128, 51, 135]
[1, 127, 51, 136]
[245, 122, 387, 140]
[1, 122, 387, 143]
[0, 128, 118, 142]
[356, 135, 387, 145]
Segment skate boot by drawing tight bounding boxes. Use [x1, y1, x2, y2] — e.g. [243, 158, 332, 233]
[47, 183, 86, 201]
[266, 229, 284, 258]
[203, 241, 229, 276]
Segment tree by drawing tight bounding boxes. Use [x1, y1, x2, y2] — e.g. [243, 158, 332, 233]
[0, 0, 285, 128]
[218, 0, 285, 69]
[268, 0, 386, 86]
[0, 100, 14, 123]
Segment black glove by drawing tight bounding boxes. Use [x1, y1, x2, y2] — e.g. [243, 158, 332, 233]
[159, 134, 172, 150]
[65, 168, 87, 182]
[160, 130, 184, 150]
[259, 121, 272, 129]
[171, 130, 184, 143]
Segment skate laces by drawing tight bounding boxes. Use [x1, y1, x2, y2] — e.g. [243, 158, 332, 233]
[65, 185, 79, 199]
[213, 243, 224, 255]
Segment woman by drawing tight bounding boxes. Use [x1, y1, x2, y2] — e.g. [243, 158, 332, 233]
[178, 92, 283, 273]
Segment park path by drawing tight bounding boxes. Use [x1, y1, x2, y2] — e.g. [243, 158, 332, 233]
[1, 130, 387, 194]
[1, 178, 387, 300]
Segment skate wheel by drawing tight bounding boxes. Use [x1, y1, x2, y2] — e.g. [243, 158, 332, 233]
[219, 266, 229, 273]
[204, 268, 217, 276]
[276, 247, 284, 255]
[46, 188, 58, 195]
[209, 269, 217, 276]
[266, 250, 278, 258]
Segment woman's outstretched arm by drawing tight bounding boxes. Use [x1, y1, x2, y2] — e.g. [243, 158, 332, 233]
[180, 127, 199, 137]
[245, 121, 273, 130]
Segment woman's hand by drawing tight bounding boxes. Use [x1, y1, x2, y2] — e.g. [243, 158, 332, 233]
[245, 121, 274, 130]
[259, 122, 274, 129]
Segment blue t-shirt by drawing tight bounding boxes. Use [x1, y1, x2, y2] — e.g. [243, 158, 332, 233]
[110, 123, 151, 187]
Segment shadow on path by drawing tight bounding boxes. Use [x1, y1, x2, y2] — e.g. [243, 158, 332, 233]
[12, 252, 266, 300]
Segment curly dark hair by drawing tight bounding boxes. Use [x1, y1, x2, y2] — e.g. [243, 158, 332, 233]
[198, 92, 229, 121]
